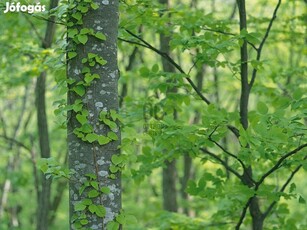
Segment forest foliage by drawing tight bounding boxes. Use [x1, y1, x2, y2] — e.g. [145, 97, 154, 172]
[0, 0, 306, 229]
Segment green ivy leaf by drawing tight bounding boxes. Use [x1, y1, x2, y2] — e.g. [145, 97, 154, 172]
[103, 119, 117, 130]
[85, 133, 97, 143]
[95, 205, 106, 217]
[116, 213, 125, 225]
[107, 221, 120, 230]
[78, 34, 88, 45]
[111, 155, 123, 165]
[85, 173, 97, 180]
[80, 219, 89, 225]
[88, 189, 99, 198]
[90, 181, 99, 190]
[81, 198, 92, 205]
[68, 52, 77, 59]
[72, 12, 82, 21]
[76, 114, 87, 125]
[68, 28, 78, 38]
[97, 135, 110, 145]
[107, 132, 118, 140]
[73, 85, 85, 97]
[91, 2, 99, 10]
[95, 32, 106, 41]
[80, 28, 90, 34]
[101, 186, 110, 194]
[74, 202, 86, 211]
[109, 165, 119, 173]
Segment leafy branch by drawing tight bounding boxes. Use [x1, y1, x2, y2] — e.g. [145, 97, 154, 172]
[120, 29, 211, 105]
[255, 143, 307, 188]
[235, 143, 307, 229]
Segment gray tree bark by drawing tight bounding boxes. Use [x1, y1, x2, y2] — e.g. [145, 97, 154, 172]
[67, 0, 120, 229]
[159, 0, 178, 213]
[35, 1, 59, 229]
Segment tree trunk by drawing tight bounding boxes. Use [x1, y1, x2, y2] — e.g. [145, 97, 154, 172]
[237, 0, 263, 229]
[159, 0, 178, 213]
[67, 0, 120, 229]
[35, 1, 59, 229]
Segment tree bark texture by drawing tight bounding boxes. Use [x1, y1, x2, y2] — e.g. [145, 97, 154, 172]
[35, 1, 59, 229]
[237, 1, 263, 229]
[67, 0, 120, 229]
[159, 0, 178, 213]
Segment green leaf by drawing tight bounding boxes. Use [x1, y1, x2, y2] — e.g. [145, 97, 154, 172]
[90, 181, 99, 190]
[299, 195, 306, 204]
[91, 2, 99, 10]
[95, 56, 107, 65]
[74, 202, 86, 211]
[85, 173, 97, 180]
[88, 53, 96, 59]
[101, 186, 110, 194]
[116, 213, 126, 224]
[97, 135, 110, 145]
[107, 132, 118, 140]
[80, 219, 89, 225]
[257, 101, 268, 114]
[68, 29, 78, 38]
[72, 12, 82, 20]
[109, 165, 119, 173]
[95, 205, 106, 217]
[68, 52, 77, 59]
[103, 119, 117, 129]
[107, 221, 120, 230]
[88, 189, 99, 198]
[88, 204, 96, 214]
[73, 85, 85, 97]
[151, 64, 159, 73]
[111, 155, 123, 165]
[81, 198, 92, 205]
[95, 32, 106, 41]
[85, 133, 97, 143]
[76, 114, 87, 125]
[78, 34, 88, 45]
[125, 214, 137, 224]
[80, 28, 90, 34]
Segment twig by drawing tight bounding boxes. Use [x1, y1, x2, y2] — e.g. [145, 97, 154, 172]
[255, 143, 307, 188]
[200, 148, 242, 180]
[235, 197, 253, 230]
[208, 126, 255, 184]
[262, 163, 303, 219]
[249, 0, 282, 89]
[123, 29, 211, 105]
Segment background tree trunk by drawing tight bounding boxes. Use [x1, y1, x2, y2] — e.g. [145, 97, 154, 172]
[35, 1, 59, 229]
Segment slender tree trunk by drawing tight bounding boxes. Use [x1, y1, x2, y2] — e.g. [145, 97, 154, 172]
[237, 1, 263, 229]
[35, 1, 59, 229]
[67, 0, 120, 228]
[159, 0, 178, 213]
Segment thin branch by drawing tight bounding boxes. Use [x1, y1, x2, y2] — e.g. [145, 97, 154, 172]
[235, 197, 253, 230]
[255, 143, 307, 187]
[262, 163, 303, 219]
[22, 14, 44, 43]
[200, 148, 242, 180]
[200, 26, 236, 36]
[249, 0, 282, 89]
[124, 29, 211, 105]
[118, 37, 148, 49]
[0, 135, 32, 153]
[208, 126, 255, 184]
